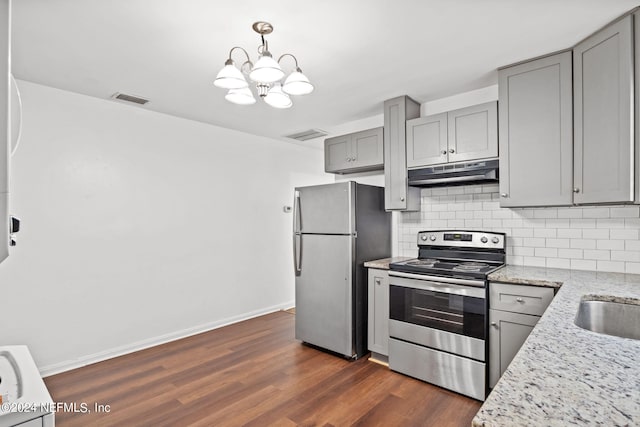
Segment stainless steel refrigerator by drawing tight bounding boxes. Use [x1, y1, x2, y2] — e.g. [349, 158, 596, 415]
[293, 181, 391, 359]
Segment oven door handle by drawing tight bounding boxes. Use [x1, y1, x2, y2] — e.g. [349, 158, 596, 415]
[389, 275, 486, 299]
[389, 271, 485, 288]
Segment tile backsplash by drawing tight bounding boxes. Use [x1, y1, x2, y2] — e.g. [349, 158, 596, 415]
[397, 184, 640, 274]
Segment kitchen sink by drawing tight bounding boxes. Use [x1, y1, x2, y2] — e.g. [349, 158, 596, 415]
[574, 298, 640, 340]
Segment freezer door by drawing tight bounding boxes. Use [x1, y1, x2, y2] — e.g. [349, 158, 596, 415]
[295, 234, 354, 357]
[295, 182, 354, 234]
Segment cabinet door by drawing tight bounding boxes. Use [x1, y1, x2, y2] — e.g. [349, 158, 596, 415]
[384, 96, 421, 211]
[488, 309, 539, 388]
[406, 113, 448, 167]
[447, 101, 498, 163]
[351, 127, 384, 170]
[498, 51, 573, 207]
[574, 16, 634, 204]
[324, 134, 352, 173]
[367, 268, 390, 356]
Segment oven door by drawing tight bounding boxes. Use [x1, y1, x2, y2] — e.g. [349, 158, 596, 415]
[388, 272, 486, 361]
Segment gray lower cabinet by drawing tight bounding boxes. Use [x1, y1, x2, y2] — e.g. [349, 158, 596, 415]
[367, 268, 389, 357]
[574, 15, 634, 204]
[489, 282, 555, 388]
[324, 127, 383, 174]
[498, 51, 574, 207]
[384, 96, 421, 211]
[406, 102, 497, 168]
[488, 309, 539, 388]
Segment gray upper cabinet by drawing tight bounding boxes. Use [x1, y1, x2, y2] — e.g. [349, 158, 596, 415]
[325, 134, 351, 173]
[406, 102, 497, 168]
[574, 15, 634, 204]
[406, 113, 447, 167]
[636, 11, 640, 203]
[448, 102, 498, 163]
[384, 96, 421, 211]
[324, 127, 383, 174]
[498, 51, 573, 207]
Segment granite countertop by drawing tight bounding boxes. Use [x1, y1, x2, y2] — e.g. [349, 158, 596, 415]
[364, 256, 413, 270]
[474, 265, 640, 426]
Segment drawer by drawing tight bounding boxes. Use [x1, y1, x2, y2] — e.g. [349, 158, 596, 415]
[389, 338, 486, 401]
[489, 282, 554, 316]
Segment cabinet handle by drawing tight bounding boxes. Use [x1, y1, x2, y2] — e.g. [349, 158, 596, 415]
[573, 188, 580, 193]
[516, 297, 524, 303]
[441, 150, 447, 155]
[490, 322, 497, 327]
[449, 148, 455, 154]
[375, 278, 381, 285]
[500, 193, 508, 198]
[400, 197, 405, 202]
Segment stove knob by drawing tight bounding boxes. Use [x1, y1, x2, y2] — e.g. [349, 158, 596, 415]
[491, 236, 500, 244]
[420, 235, 428, 241]
[480, 236, 488, 243]
[430, 235, 437, 242]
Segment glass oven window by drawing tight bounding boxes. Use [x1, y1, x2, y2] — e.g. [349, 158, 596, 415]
[389, 285, 485, 339]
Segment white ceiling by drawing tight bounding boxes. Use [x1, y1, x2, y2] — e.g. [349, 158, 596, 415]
[11, 0, 640, 145]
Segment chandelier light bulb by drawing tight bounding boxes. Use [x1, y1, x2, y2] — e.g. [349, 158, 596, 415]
[249, 52, 285, 84]
[282, 68, 314, 95]
[264, 83, 292, 109]
[225, 87, 256, 105]
[214, 60, 249, 89]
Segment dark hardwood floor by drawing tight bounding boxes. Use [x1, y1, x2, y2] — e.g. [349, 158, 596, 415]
[44, 311, 481, 426]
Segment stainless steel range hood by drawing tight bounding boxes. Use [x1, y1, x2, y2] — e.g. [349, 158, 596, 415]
[407, 159, 499, 187]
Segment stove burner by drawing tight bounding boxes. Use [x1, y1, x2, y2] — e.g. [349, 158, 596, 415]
[406, 259, 439, 267]
[452, 262, 490, 272]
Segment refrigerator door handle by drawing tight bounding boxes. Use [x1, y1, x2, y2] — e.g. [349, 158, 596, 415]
[293, 190, 302, 275]
[293, 190, 301, 233]
[294, 234, 302, 275]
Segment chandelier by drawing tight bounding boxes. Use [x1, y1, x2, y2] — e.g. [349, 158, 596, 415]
[213, 21, 314, 109]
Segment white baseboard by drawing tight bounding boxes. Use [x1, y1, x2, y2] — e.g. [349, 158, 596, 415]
[39, 300, 295, 377]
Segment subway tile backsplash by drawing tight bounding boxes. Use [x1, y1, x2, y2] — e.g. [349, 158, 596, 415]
[397, 184, 640, 274]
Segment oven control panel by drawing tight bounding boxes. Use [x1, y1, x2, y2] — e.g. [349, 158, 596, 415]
[417, 230, 506, 249]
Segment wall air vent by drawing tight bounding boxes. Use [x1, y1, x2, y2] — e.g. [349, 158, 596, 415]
[285, 129, 328, 141]
[111, 92, 150, 105]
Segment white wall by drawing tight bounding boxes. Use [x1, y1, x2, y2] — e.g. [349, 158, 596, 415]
[1, 80, 331, 374]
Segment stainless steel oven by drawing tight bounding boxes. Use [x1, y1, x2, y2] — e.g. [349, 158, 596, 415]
[387, 230, 506, 401]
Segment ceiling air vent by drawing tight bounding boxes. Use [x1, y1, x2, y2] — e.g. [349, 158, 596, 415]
[111, 92, 149, 105]
[285, 129, 328, 141]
